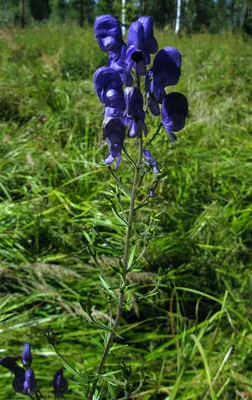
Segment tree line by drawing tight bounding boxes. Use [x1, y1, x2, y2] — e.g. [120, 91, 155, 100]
[0, 0, 251, 34]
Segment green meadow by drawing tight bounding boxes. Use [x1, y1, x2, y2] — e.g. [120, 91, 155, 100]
[0, 24, 251, 399]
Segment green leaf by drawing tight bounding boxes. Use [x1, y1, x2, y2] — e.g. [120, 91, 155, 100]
[98, 274, 118, 301]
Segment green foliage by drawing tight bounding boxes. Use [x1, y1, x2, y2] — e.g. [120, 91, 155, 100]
[0, 25, 251, 399]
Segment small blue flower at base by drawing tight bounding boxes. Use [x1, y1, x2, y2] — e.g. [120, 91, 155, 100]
[161, 92, 188, 145]
[0, 356, 36, 395]
[21, 343, 33, 367]
[23, 369, 37, 395]
[53, 369, 68, 398]
[0, 356, 25, 393]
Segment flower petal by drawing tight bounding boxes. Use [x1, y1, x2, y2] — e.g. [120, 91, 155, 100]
[161, 92, 188, 144]
[143, 149, 160, 173]
[127, 21, 145, 51]
[94, 67, 125, 109]
[138, 16, 158, 54]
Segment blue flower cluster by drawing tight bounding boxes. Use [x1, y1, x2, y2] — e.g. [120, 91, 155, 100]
[0, 343, 68, 398]
[94, 15, 188, 168]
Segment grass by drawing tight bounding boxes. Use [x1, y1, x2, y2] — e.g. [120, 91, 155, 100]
[0, 24, 251, 399]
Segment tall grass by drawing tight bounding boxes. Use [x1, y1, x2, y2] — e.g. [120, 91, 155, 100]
[0, 24, 251, 399]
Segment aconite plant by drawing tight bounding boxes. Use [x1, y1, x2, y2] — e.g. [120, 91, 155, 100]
[0, 14, 188, 400]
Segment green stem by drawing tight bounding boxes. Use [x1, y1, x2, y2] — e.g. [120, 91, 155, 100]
[88, 134, 143, 400]
[145, 123, 162, 147]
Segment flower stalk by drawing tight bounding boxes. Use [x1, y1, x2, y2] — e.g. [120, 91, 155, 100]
[88, 131, 143, 400]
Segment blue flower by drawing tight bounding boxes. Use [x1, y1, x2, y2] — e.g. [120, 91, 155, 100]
[0, 356, 36, 394]
[23, 369, 37, 395]
[161, 92, 188, 144]
[146, 47, 182, 115]
[123, 86, 147, 137]
[103, 118, 126, 167]
[21, 343, 32, 367]
[53, 369, 68, 398]
[94, 67, 125, 109]
[126, 17, 158, 77]
[94, 15, 123, 57]
[126, 21, 147, 76]
[143, 150, 160, 173]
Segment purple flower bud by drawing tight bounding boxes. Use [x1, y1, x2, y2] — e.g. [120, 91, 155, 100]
[21, 343, 32, 367]
[143, 150, 160, 173]
[103, 118, 125, 167]
[94, 67, 125, 110]
[161, 92, 188, 144]
[23, 369, 37, 394]
[94, 15, 123, 56]
[53, 369, 68, 398]
[149, 189, 155, 197]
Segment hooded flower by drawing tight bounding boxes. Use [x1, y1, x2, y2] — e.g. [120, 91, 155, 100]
[21, 343, 32, 367]
[123, 86, 147, 137]
[53, 369, 68, 398]
[161, 92, 188, 144]
[94, 15, 123, 57]
[94, 67, 125, 107]
[94, 67, 125, 119]
[146, 47, 182, 115]
[103, 118, 126, 167]
[125, 17, 158, 77]
[126, 21, 147, 76]
[23, 369, 37, 395]
[0, 356, 26, 393]
[143, 150, 160, 173]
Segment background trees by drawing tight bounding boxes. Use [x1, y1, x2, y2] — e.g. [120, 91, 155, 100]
[0, 0, 251, 34]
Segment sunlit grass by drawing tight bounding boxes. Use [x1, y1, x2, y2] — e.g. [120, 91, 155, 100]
[0, 24, 251, 399]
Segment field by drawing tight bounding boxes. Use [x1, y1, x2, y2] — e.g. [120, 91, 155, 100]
[0, 24, 251, 399]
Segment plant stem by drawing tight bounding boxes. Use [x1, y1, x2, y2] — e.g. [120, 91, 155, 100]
[88, 134, 143, 400]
